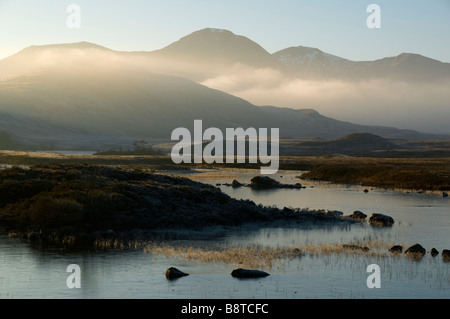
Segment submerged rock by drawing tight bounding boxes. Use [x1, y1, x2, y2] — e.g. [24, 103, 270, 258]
[430, 248, 439, 257]
[405, 244, 426, 258]
[369, 213, 394, 227]
[389, 245, 403, 254]
[165, 267, 189, 280]
[442, 250, 450, 262]
[231, 268, 270, 278]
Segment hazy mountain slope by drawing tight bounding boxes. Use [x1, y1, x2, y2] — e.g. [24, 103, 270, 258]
[0, 39, 447, 150]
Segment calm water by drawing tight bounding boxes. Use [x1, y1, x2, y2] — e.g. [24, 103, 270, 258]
[1, 168, 449, 299]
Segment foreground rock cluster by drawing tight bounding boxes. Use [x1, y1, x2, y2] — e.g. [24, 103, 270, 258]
[166, 267, 270, 280]
[389, 243, 450, 261]
[223, 176, 302, 189]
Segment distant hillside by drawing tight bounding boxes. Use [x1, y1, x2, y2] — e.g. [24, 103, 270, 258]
[0, 35, 448, 151]
[280, 133, 400, 156]
[324, 133, 398, 151]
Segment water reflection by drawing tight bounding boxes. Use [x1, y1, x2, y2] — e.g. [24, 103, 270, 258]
[1, 168, 449, 299]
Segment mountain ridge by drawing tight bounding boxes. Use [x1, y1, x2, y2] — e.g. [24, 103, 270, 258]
[2, 28, 449, 81]
[0, 28, 449, 151]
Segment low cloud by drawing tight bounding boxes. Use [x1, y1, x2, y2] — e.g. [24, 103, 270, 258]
[202, 66, 450, 134]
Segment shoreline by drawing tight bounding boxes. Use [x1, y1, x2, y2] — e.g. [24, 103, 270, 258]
[1, 151, 449, 192]
[0, 163, 360, 247]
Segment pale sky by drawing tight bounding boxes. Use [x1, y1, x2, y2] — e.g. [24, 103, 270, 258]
[0, 0, 449, 62]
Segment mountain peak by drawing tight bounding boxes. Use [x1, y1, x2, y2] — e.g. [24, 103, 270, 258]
[153, 27, 276, 68]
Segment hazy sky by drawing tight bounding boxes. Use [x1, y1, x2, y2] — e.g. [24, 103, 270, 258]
[1, 0, 449, 62]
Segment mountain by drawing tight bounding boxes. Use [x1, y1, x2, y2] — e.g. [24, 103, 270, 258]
[273, 46, 355, 79]
[0, 42, 444, 150]
[142, 28, 450, 82]
[149, 28, 278, 69]
[0, 31, 449, 150]
[273, 47, 450, 81]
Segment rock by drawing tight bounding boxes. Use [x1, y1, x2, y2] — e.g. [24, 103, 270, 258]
[389, 245, 403, 254]
[350, 210, 367, 221]
[363, 189, 369, 193]
[249, 176, 301, 190]
[231, 180, 244, 188]
[165, 267, 189, 280]
[443, 192, 448, 198]
[369, 213, 394, 227]
[405, 244, 426, 258]
[442, 250, 450, 262]
[231, 268, 270, 278]
[249, 176, 282, 189]
[430, 248, 439, 257]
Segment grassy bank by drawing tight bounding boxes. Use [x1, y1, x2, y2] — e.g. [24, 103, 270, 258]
[2, 151, 449, 191]
[297, 157, 450, 192]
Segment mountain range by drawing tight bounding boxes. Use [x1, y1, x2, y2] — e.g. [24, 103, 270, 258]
[0, 28, 449, 151]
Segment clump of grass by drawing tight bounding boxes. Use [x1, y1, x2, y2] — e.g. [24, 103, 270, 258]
[136, 238, 398, 270]
[143, 242, 304, 270]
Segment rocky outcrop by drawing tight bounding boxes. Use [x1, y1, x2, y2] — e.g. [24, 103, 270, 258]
[369, 213, 394, 227]
[405, 244, 426, 258]
[165, 267, 189, 280]
[231, 268, 270, 278]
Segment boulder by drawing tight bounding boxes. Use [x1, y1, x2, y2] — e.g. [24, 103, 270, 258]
[369, 213, 394, 227]
[231, 180, 244, 188]
[389, 245, 403, 254]
[165, 267, 189, 280]
[442, 250, 450, 262]
[405, 244, 426, 258]
[249, 176, 282, 189]
[430, 248, 439, 257]
[350, 211, 367, 221]
[231, 268, 270, 278]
